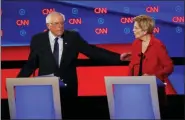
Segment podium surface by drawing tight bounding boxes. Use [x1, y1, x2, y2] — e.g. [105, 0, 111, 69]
[105, 76, 162, 119]
[6, 77, 62, 119]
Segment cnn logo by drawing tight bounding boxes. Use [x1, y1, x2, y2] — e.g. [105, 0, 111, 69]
[95, 28, 108, 34]
[42, 8, 55, 15]
[94, 8, 107, 14]
[69, 18, 82, 24]
[16, 20, 29, 26]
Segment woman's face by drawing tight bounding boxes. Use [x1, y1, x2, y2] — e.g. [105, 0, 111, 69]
[133, 22, 146, 39]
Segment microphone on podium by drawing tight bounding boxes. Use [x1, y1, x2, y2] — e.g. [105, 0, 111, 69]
[131, 52, 145, 76]
[138, 52, 145, 59]
[138, 52, 145, 76]
[32, 59, 37, 77]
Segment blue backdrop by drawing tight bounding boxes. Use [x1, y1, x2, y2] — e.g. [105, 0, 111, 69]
[1, 0, 184, 57]
[1, 0, 184, 94]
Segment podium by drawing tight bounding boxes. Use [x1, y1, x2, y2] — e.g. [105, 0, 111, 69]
[105, 76, 165, 119]
[6, 77, 63, 119]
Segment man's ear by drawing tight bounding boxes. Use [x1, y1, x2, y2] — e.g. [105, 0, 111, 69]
[46, 23, 50, 29]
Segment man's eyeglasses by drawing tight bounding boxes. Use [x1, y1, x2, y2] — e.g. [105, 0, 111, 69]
[49, 22, 65, 26]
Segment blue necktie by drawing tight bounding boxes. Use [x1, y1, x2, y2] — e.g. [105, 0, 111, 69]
[53, 37, 59, 66]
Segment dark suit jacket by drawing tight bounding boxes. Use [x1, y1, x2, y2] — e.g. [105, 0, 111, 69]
[17, 30, 122, 96]
[128, 34, 176, 94]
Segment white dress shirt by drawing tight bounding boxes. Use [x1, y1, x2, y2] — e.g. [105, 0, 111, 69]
[48, 31, 63, 66]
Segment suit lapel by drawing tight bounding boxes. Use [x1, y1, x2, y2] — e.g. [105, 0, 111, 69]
[59, 31, 69, 68]
[44, 30, 72, 69]
[44, 31, 58, 67]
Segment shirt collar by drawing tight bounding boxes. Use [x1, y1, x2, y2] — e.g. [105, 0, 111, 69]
[49, 31, 62, 42]
[138, 34, 155, 46]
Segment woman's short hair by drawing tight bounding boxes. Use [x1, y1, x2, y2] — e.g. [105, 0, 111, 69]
[133, 15, 155, 34]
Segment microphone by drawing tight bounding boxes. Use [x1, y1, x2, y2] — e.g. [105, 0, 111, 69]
[33, 71, 36, 77]
[138, 52, 145, 59]
[33, 59, 36, 77]
[32, 54, 38, 77]
[138, 52, 145, 76]
[131, 52, 145, 76]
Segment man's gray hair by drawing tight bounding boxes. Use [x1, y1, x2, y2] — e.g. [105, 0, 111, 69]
[46, 11, 65, 23]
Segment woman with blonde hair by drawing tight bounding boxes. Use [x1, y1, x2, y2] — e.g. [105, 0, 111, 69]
[121, 15, 176, 94]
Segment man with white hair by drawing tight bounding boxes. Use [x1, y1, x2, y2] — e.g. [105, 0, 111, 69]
[17, 11, 125, 118]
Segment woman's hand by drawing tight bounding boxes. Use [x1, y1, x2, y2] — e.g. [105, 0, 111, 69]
[142, 73, 150, 76]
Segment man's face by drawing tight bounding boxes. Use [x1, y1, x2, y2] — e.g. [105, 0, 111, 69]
[133, 22, 146, 39]
[47, 14, 65, 37]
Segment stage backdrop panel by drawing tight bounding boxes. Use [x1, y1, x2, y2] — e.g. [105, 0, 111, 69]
[1, 0, 184, 57]
[1, 0, 184, 98]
